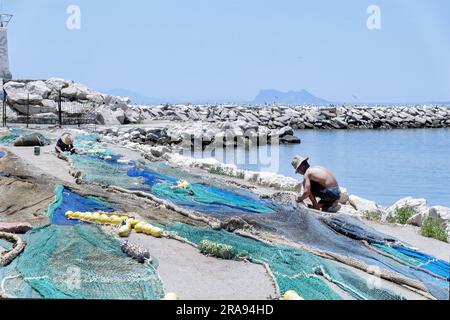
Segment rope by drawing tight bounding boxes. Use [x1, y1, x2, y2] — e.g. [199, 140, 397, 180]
[362, 241, 448, 281]
[0, 232, 26, 267]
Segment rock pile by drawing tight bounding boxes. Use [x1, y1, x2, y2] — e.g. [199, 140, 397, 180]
[3, 78, 129, 125]
[133, 104, 450, 129]
[4, 78, 450, 129]
[3, 78, 449, 129]
[97, 121, 301, 150]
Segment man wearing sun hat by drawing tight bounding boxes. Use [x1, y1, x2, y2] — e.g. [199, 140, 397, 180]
[55, 132, 78, 156]
[292, 155, 341, 212]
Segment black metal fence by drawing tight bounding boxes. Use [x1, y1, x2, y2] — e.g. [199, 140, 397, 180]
[1, 79, 98, 129]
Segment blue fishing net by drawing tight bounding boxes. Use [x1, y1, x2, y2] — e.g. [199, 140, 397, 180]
[373, 244, 450, 281]
[47, 185, 120, 226]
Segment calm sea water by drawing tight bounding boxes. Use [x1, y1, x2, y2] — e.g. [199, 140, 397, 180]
[189, 129, 450, 207]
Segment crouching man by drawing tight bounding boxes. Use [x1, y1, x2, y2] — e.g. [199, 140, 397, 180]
[292, 155, 341, 212]
[55, 132, 78, 159]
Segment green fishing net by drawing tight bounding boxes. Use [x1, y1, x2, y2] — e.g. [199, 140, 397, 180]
[13, 225, 164, 300]
[166, 223, 403, 300]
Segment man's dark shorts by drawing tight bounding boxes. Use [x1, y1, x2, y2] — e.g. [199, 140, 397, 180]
[311, 181, 341, 202]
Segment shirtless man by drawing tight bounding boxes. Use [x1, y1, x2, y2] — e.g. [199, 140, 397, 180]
[292, 155, 341, 212]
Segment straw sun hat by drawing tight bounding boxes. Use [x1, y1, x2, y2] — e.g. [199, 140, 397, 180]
[291, 155, 309, 171]
[61, 133, 74, 145]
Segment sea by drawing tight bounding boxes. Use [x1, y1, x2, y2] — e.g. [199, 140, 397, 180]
[188, 128, 450, 207]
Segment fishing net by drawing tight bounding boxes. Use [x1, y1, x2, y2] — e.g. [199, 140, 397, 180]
[373, 244, 450, 280]
[66, 135, 449, 299]
[69, 142, 275, 215]
[244, 208, 450, 300]
[1, 184, 165, 300]
[0, 128, 21, 145]
[14, 224, 164, 300]
[146, 181, 273, 214]
[166, 223, 403, 300]
[70, 154, 147, 189]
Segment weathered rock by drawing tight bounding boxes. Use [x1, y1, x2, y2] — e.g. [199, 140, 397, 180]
[338, 187, 349, 204]
[349, 195, 385, 215]
[384, 197, 429, 226]
[149, 146, 171, 158]
[280, 135, 301, 144]
[26, 81, 51, 99]
[45, 77, 72, 91]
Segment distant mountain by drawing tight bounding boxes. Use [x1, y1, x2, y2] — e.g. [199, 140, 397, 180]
[253, 89, 328, 105]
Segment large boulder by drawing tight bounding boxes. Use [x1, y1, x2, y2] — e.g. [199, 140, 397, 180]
[26, 81, 51, 99]
[384, 197, 429, 226]
[10, 104, 54, 115]
[96, 107, 125, 125]
[124, 109, 141, 123]
[4, 82, 44, 105]
[254, 171, 300, 190]
[45, 77, 72, 92]
[104, 95, 128, 110]
[61, 83, 92, 100]
[349, 195, 385, 216]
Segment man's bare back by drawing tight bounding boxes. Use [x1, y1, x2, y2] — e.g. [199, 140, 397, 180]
[304, 166, 338, 188]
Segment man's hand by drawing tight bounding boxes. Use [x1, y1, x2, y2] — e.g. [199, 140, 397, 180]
[296, 197, 305, 205]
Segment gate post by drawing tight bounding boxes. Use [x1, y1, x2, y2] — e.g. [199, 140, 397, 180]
[2, 83, 6, 127]
[26, 93, 30, 128]
[58, 90, 62, 128]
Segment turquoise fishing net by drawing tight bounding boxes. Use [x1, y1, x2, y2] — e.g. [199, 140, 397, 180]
[70, 153, 147, 189]
[151, 182, 274, 214]
[166, 223, 403, 300]
[69, 135, 275, 214]
[1, 185, 164, 300]
[14, 224, 164, 300]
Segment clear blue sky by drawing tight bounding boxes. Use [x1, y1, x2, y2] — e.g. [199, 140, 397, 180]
[4, 0, 450, 102]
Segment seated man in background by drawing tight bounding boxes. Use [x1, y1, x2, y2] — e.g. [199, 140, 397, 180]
[292, 155, 341, 212]
[55, 132, 78, 158]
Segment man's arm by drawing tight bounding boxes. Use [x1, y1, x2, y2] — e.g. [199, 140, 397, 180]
[297, 175, 312, 203]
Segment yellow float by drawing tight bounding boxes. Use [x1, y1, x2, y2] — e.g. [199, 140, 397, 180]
[118, 220, 133, 237]
[162, 293, 178, 300]
[282, 290, 304, 300]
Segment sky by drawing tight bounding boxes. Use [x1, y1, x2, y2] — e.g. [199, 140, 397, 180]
[3, 0, 450, 103]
